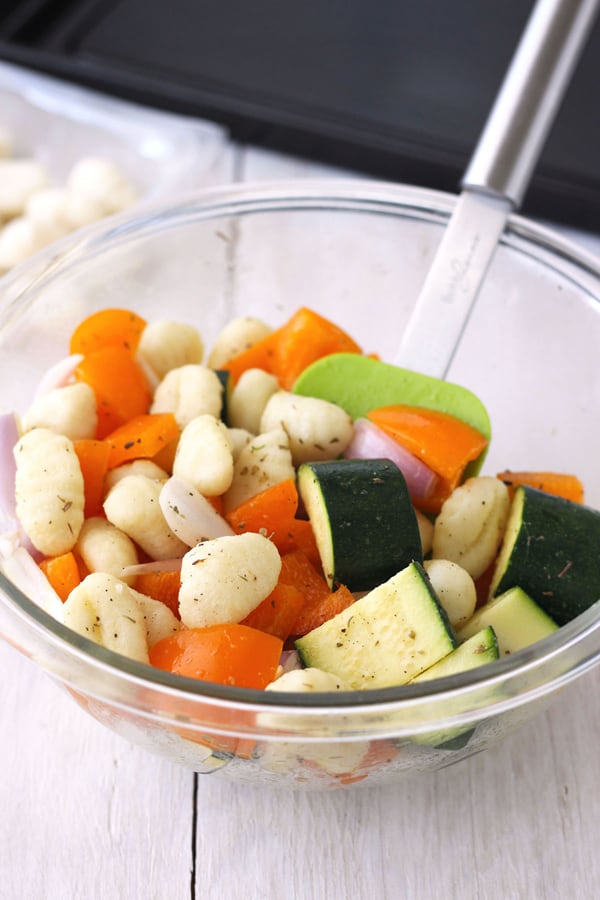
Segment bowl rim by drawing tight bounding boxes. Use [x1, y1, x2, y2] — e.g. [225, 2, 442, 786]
[1, 176, 600, 732]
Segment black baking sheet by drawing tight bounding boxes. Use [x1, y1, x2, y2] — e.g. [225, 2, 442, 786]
[1, 0, 600, 229]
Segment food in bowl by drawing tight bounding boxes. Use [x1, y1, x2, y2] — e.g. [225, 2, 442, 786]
[2, 301, 598, 701]
[0, 180, 599, 789]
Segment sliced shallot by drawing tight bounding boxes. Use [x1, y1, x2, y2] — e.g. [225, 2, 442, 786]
[0, 545, 64, 623]
[33, 353, 83, 397]
[159, 475, 234, 547]
[121, 558, 183, 578]
[344, 417, 439, 499]
[0, 411, 19, 522]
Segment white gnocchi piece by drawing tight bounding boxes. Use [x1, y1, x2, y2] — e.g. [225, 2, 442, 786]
[14, 427, 84, 556]
[432, 476, 510, 580]
[260, 390, 354, 465]
[178, 532, 281, 628]
[172, 414, 234, 497]
[133, 589, 180, 648]
[21, 381, 98, 440]
[207, 316, 272, 369]
[103, 458, 169, 493]
[423, 558, 477, 628]
[223, 428, 295, 512]
[228, 368, 279, 434]
[137, 320, 204, 380]
[103, 474, 189, 561]
[76, 517, 139, 586]
[25, 187, 71, 243]
[266, 667, 349, 692]
[63, 189, 110, 229]
[65, 156, 137, 216]
[0, 159, 49, 218]
[159, 476, 234, 546]
[63, 572, 150, 663]
[150, 364, 223, 428]
[226, 427, 254, 460]
[0, 216, 43, 271]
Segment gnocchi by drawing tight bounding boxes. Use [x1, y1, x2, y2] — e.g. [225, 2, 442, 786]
[223, 428, 295, 512]
[207, 316, 272, 368]
[151, 364, 223, 427]
[21, 381, 97, 440]
[172, 414, 234, 496]
[103, 474, 189, 561]
[178, 532, 282, 628]
[14, 427, 85, 556]
[432, 476, 510, 580]
[260, 391, 353, 465]
[137, 320, 204, 380]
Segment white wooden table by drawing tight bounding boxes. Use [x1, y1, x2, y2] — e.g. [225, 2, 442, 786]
[2, 135, 600, 900]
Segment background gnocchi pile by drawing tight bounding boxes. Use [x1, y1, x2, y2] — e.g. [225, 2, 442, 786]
[0, 124, 137, 272]
[1, 304, 598, 694]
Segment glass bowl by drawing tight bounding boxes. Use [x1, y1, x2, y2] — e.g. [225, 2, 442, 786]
[0, 179, 599, 791]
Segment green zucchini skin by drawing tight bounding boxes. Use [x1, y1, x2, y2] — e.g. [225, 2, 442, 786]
[214, 369, 231, 424]
[490, 485, 600, 626]
[297, 458, 423, 592]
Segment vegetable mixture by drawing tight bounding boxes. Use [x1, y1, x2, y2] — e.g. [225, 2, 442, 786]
[2, 305, 599, 694]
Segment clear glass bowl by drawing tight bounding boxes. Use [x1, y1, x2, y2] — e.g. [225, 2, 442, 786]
[0, 179, 599, 790]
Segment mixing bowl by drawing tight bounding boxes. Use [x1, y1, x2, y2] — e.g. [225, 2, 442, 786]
[0, 179, 599, 790]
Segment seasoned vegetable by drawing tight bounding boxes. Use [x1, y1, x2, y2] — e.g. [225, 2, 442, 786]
[489, 486, 600, 625]
[295, 561, 456, 689]
[74, 345, 152, 438]
[69, 308, 147, 356]
[496, 470, 584, 504]
[458, 586, 558, 654]
[297, 458, 422, 591]
[4, 302, 598, 697]
[411, 626, 499, 682]
[149, 624, 283, 689]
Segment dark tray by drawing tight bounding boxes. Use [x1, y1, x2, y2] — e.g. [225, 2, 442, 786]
[2, 0, 600, 230]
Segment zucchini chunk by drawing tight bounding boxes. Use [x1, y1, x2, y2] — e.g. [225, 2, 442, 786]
[409, 626, 498, 749]
[489, 485, 600, 625]
[411, 626, 499, 682]
[458, 586, 558, 654]
[294, 561, 456, 689]
[297, 458, 422, 591]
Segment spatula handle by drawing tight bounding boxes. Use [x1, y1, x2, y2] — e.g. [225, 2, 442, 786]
[462, 0, 599, 207]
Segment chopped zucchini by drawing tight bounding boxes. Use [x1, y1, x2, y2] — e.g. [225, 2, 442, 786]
[411, 626, 499, 682]
[408, 626, 498, 750]
[458, 586, 558, 654]
[214, 369, 231, 424]
[294, 561, 456, 689]
[297, 457, 422, 591]
[490, 485, 600, 625]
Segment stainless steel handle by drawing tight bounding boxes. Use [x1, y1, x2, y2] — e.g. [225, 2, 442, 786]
[462, 0, 600, 206]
